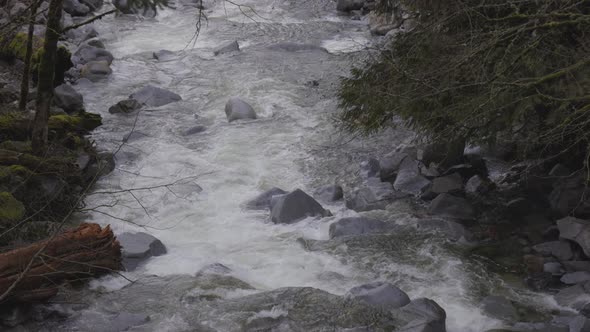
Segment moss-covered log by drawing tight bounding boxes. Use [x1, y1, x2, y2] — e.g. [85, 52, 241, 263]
[0, 223, 121, 303]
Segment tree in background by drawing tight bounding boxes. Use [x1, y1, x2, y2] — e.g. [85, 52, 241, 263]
[339, 0, 590, 166]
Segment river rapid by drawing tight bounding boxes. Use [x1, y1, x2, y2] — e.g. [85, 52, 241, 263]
[26, 1, 560, 331]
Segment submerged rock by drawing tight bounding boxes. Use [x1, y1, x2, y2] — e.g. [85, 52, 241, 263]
[267, 43, 327, 53]
[336, 0, 365, 12]
[72, 44, 114, 65]
[329, 217, 389, 239]
[349, 282, 410, 309]
[53, 84, 84, 113]
[244, 187, 287, 210]
[214, 40, 240, 56]
[394, 158, 431, 196]
[316, 184, 344, 202]
[130, 85, 182, 107]
[561, 272, 590, 285]
[118, 232, 167, 271]
[428, 193, 475, 220]
[346, 181, 407, 212]
[481, 295, 518, 321]
[557, 217, 590, 257]
[80, 60, 112, 81]
[270, 189, 329, 224]
[224, 97, 257, 122]
[153, 49, 175, 61]
[108, 99, 142, 114]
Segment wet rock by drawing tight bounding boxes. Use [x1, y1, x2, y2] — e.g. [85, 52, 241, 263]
[500, 322, 569, 332]
[561, 272, 590, 285]
[563, 261, 590, 273]
[224, 97, 257, 122]
[544, 262, 565, 275]
[349, 282, 410, 309]
[465, 175, 491, 195]
[337, 0, 365, 12]
[360, 157, 380, 179]
[399, 298, 447, 332]
[379, 152, 408, 181]
[267, 43, 328, 53]
[524, 272, 558, 291]
[81, 37, 105, 49]
[213, 40, 240, 56]
[108, 99, 142, 114]
[550, 174, 590, 218]
[555, 281, 590, 310]
[72, 45, 114, 65]
[130, 85, 182, 107]
[37, 176, 66, 200]
[423, 173, 463, 199]
[270, 189, 329, 224]
[63, 0, 90, 16]
[153, 49, 175, 61]
[53, 84, 84, 113]
[183, 125, 207, 136]
[532, 241, 573, 261]
[346, 181, 407, 212]
[244, 187, 287, 210]
[417, 218, 473, 242]
[569, 315, 590, 332]
[428, 193, 475, 220]
[9, 2, 27, 17]
[394, 158, 431, 196]
[80, 60, 112, 81]
[543, 225, 560, 241]
[118, 232, 167, 271]
[315, 184, 344, 202]
[329, 217, 389, 239]
[481, 295, 518, 321]
[85, 151, 115, 180]
[71, 311, 150, 331]
[557, 217, 590, 257]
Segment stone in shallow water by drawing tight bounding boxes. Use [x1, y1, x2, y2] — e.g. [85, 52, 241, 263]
[346, 180, 408, 212]
[224, 97, 257, 122]
[532, 241, 573, 261]
[130, 85, 182, 107]
[315, 184, 344, 202]
[244, 187, 287, 210]
[108, 99, 142, 114]
[117, 232, 167, 271]
[349, 281, 410, 309]
[481, 295, 518, 321]
[557, 217, 590, 257]
[329, 217, 389, 239]
[428, 193, 475, 220]
[561, 272, 590, 285]
[270, 189, 329, 224]
[213, 40, 240, 56]
[53, 84, 84, 113]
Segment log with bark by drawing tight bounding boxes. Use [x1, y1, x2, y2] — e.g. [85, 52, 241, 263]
[0, 223, 121, 303]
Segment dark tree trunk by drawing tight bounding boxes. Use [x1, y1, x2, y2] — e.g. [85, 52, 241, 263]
[18, 0, 41, 112]
[31, 0, 63, 155]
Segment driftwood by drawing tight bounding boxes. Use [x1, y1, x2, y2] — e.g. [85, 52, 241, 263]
[0, 223, 121, 303]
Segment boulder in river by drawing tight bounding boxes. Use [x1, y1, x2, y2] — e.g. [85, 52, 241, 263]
[532, 240, 573, 261]
[329, 217, 389, 239]
[267, 43, 328, 53]
[428, 193, 475, 220]
[118, 232, 167, 271]
[130, 85, 182, 107]
[349, 281, 410, 309]
[561, 272, 590, 285]
[336, 0, 365, 12]
[213, 41, 240, 56]
[108, 99, 142, 114]
[270, 189, 329, 224]
[315, 184, 344, 202]
[346, 180, 408, 212]
[182, 125, 207, 136]
[554, 281, 590, 310]
[153, 49, 175, 61]
[557, 217, 590, 257]
[393, 158, 431, 196]
[72, 44, 114, 65]
[244, 187, 287, 210]
[53, 84, 84, 113]
[379, 152, 408, 182]
[481, 295, 518, 321]
[80, 60, 112, 81]
[63, 0, 91, 16]
[224, 97, 257, 122]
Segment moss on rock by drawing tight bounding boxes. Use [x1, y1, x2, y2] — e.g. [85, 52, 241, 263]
[0, 192, 25, 223]
[48, 112, 102, 132]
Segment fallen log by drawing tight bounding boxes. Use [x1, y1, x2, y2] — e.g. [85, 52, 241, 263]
[0, 223, 121, 303]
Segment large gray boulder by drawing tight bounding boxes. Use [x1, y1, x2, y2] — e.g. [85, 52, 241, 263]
[214, 41, 240, 56]
[130, 85, 182, 107]
[428, 193, 475, 220]
[336, 0, 365, 12]
[244, 187, 287, 210]
[329, 217, 389, 239]
[532, 241, 573, 261]
[80, 60, 112, 81]
[557, 217, 590, 257]
[379, 152, 408, 181]
[63, 0, 91, 16]
[554, 281, 590, 310]
[270, 189, 329, 224]
[108, 99, 142, 114]
[417, 218, 473, 242]
[224, 97, 257, 122]
[360, 157, 380, 179]
[118, 232, 167, 271]
[349, 282, 410, 309]
[153, 49, 175, 61]
[53, 84, 84, 113]
[346, 180, 407, 212]
[481, 295, 518, 321]
[72, 45, 114, 65]
[394, 158, 431, 196]
[316, 184, 344, 202]
[398, 298, 447, 332]
[561, 272, 590, 285]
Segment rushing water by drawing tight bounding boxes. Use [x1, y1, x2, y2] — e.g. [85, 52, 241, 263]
[31, 1, 560, 331]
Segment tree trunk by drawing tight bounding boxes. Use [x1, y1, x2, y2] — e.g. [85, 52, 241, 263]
[31, 0, 63, 155]
[0, 223, 121, 304]
[18, 0, 41, 112]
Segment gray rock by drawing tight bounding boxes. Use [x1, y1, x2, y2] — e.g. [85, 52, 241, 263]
[80, 60, 112, 81]
[316, 184, 344, 202]
[267, 43, 328, 53]
[75, 153, 90, 171]
[544, 262, 565, 275]
[417, 218, 473, 242]
[213, 41, 240, 56]
[563, 261, 590, 273]
[81, 37, 105, 49]
[270, 189, 329, 224]
[349, 282, 410, 309]
[73, 45, 114, 65]
[130, 85, 182, 107]
[224, 97, 257, 122]
[557, 217, 590, 257]
[63, 0, 91, 16]
[554, 281, 590, 310]
[108, 99, 142, 114]
[505, 322, 569, 332]
[336, 0, 365, 12]
[329, 217, 389, 239]
[183, 125, 207, 136]
[394, 158, 432, 196]
[561, 272, 590, 285]
[465, 175, 490, 195]
[481, 295, 518, 321]
[360, 157, 380, 179]
[85, 151, 115, 181]
[118, 232, 167, 271]
[244, 187, 287, 210]
[346, 180, 407, 212]
[532, 241, 573, 261]
[153, 49, 175, 61]
[399, 298, 447, 332]
[569, 315, 590, 332]
[53, 84, 84, 113]
[430, 173, 463, 194]
[428, 193, 475, 220]
[379, 152, 408, 181]
[71, 311, 150, 332]
[550, 174, 590, 218]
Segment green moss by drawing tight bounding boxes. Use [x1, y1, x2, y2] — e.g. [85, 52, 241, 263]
[0, 192, 25, 223]
[48, 112, 102, 132]
[0, 140, 32, 153]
